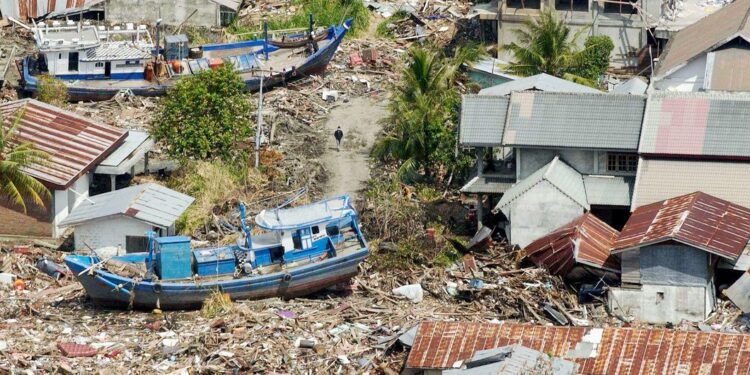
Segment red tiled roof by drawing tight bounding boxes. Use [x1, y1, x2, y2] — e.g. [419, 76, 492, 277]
[0, 99, 127, 190]
[406, 321, 750, 373]
[613, 192, 750, 260]
[524, 213, 620, 275]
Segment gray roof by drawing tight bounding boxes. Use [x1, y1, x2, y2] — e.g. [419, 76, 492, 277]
[495, 156, 588, 212]
[583, 175, 634, 206]
[461, 175, 515, 194]
[95, 130, 154, 175]
[82, 44, 152, 61]
[502, 91, 646, 151]
[611, 77, 648, 95]
[60, 183, 194, 228]
[165, 34, 189, 43]
[443, 344, 577, 375]
[466, 57, 516, 80]
[459, 95, 509, 147]
[639, 92, 750, 158]
[479, 73, 601, 96]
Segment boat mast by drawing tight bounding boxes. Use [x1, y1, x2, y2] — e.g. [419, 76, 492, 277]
[254, 74, 263, 168]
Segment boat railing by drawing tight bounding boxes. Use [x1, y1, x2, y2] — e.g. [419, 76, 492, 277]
[225, 26, 309, 42]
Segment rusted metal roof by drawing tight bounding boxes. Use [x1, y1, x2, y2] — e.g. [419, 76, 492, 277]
[0, 0, 97, 20]
[524, 213, 620, 276]
[0, 99, 127, 190]
[406, 321, 750, 373]
[653, 0, 750, 78]
[613, 192, 750, 260]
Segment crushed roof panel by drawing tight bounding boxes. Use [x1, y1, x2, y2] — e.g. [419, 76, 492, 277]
[0, 99, 126, 190]
[459, 95, 509, 147]
[59, 183, 194, 228]
[460, 175, 515, 194]
[583, 175, 633, 206]
[614, 191, 750, 260]
[639, 92, 750, 159]
[502, 92, 645, 150]
[611, 77, 648, 95]
[478, 73, 601, 96]
[632, 159, 750, 209]
[82, 44, 153, 61]
[706, 48, 750, 91]
[406, 321, 750, 372]
[524, 213, 620, 275]
[654, 0, 750, 77]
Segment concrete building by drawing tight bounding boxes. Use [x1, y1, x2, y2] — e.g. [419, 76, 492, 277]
[104, 0, 240, 28]
[60, 183, 194, 251]
[404, 320, 750, 374]
[609, 192, 750, 323]
[493, 91, 645, 246]
[0, 99, 126, 239]
[651, 0, 750, 92]
[632, 92, 750, 209]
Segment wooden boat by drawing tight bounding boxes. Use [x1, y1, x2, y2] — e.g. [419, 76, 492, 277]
[21, 19, 351, 101]
[268, 30, 327, 48]
[63, 195, 369, 310]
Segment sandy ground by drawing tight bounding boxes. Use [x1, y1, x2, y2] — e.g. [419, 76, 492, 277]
[321, 96, 388, 198]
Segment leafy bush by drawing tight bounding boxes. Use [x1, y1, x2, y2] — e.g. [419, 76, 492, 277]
[150, 64, 253, 163]
[375, 10, 410, 38]
[570, 35, 615, 82]
[36, 75, 68, 106]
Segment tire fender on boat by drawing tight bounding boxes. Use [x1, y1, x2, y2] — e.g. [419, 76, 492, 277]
[153, 282, 162, 294]
[283, 273, 292, 282]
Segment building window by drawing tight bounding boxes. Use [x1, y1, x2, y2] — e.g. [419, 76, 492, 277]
[507, 0, 542, 9]
[607, 153, 638, 172]
[556, 0, 589, 11]
[220, 6, 237, 27]
[603, 0, 638, 14]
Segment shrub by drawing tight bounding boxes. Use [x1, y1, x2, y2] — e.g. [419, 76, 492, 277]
[36, 75, 68, 106]
[150, 64, 253, 163]
[570, 35, 615, 82]
[376, 10, 410, 38]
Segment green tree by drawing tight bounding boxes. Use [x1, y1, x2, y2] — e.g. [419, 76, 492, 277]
[37, 75, 69, 107]
[151, 64, 253, 163]
[502, 9, 612, 85]
[373, 45, 479, 181]
[0, 107, 51, 213]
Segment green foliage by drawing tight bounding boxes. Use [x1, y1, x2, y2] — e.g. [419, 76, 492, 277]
[567, 35, 614, 82]
[150, 64, 253, 163]
[36, 75, 69, 107]
[502, 9, 610, 87]
[372, 45, 478, 182]
[376, 10, 410, 38]
[0, 106, 51, 213]
[228, 0, 369, 38]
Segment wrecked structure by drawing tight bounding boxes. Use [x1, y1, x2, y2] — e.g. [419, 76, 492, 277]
[103, 0, 239, 27]
[609, 192, 750, 323]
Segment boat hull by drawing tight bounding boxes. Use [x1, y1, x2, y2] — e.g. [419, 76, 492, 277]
[64, 247, 367, 310]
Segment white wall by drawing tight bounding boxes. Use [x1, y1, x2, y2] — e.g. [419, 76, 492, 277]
[73, 215, 154, 250]
[652, 55, 707, 92]
[609, 284, 709, 323]
[504, 180, 584, 247]
[52, 173, 91, 238]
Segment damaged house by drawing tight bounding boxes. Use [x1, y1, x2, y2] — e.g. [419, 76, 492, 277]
[608, 192, 750, 323]
[103, 0, 240, 28]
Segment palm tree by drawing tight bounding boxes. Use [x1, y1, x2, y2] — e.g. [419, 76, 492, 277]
[0, 107, 51, 213]
[502, 9, 590, 83]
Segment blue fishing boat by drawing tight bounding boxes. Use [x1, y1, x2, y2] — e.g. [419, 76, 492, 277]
[63, 195, 369, 310]
[21, 18, 350, 101]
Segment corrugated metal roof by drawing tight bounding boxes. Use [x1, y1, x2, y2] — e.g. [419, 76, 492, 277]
[495, 156, 588, 212]
[653, 0, 750, 78]
[632, 158, 750, 209]
[82, 44, 152, 62]
[459, 95, 508, 147]
[460, 175, 515, 194]
[611, 77, 648, 95]
[639, 92, 750, 159]
[94, 130, 153, 175]
[59, 183, 194, 228]
[613, 191, 750, 260]
[524, 213, 620, 275]
[503, 92, 646, 151]
[0, 99, 126, 190]
[406, 321, 750, 373]
[583, 175, 633, 206]
[0, 0, 99, 21]
[705, 48, 750, 91]
[443, 344, 577, 375]
[479, 73, 601, 96]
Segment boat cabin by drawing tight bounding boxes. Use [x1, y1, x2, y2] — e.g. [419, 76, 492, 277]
[31, 20, 153, 80]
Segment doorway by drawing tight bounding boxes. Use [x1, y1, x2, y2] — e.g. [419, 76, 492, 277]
[104, 61, 111, 78]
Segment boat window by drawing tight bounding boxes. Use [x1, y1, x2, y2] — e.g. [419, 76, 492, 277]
[311, 226, 320, 235]
[95, 62, 104, 68]
[58, 53, 62, 59]
[68, 52, 79, 71]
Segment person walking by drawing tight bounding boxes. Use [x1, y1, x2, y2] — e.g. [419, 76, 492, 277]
[334, 126, 344, 152]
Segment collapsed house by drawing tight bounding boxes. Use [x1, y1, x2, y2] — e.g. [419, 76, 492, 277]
[59, 183, 194, 252]
[608, 192, 750, 323]
[403, 320, 750, 374]
[103, 0, 239, 28]
[651, 0, 750, 92]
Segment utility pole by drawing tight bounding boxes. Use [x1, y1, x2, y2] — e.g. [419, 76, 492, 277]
[254, 74, 264, 168]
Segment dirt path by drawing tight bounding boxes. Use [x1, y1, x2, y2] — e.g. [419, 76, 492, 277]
[321, 96, 388, 198]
